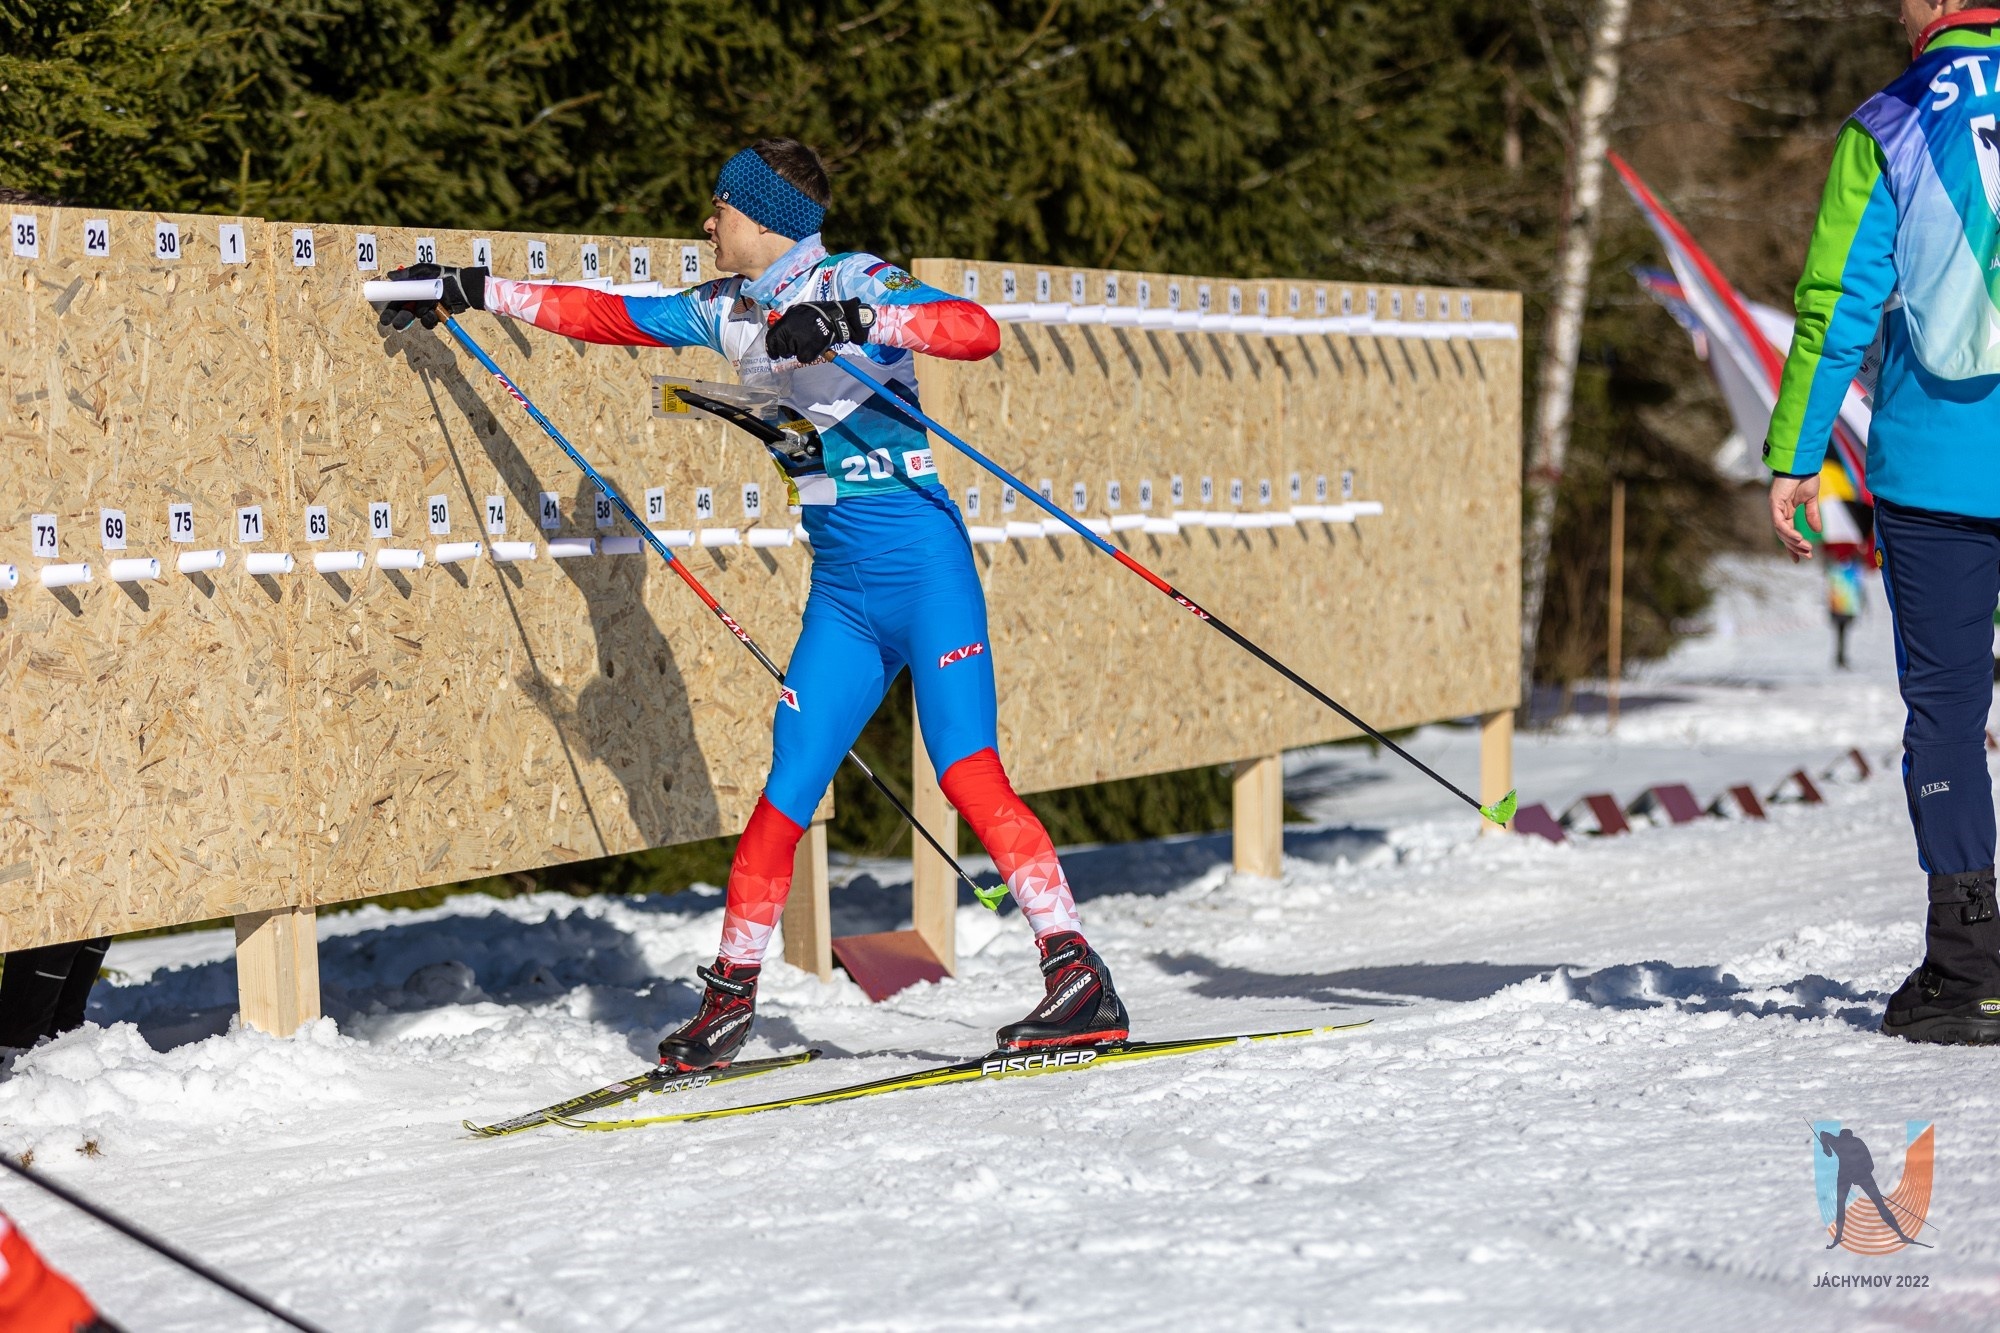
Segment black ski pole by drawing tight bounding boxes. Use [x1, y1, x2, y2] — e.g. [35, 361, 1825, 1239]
[422, 311, 1003, 908]
[0, 1154, 333, 1333]
[832, 358, 1518, 826]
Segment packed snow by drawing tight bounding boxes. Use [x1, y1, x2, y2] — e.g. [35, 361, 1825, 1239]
[2, 556, 1996, 1331]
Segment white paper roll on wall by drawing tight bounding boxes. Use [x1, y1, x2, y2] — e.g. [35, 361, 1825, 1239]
[548, 537, 596, 559]
[245, 552, 295, 576]
[967, 525, 1006, 544]
[1350, 501, 1385, 517]
[109, 557, 160, 582]
[649, 529, 694, 549]
[313, 550, 366, 573]
[362, 278, 445, 303]
[177, 548, 226, 574]
[40, 563, 92, 588]
[599, 536, 643, 555]
[698, 528, 740, 548]
[490, 541, 538, 562]
[0, 564, 16, 590]
[1109, 514, 1147, 532]
[434, 541, 483, 563]
[745, 528, 792, 548]
[1141, 518, 1181, 536]
[373, 549, 424, 570]
[1003, 521, 1044, 540]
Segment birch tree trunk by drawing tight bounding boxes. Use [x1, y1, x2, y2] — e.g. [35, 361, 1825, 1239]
[1519, 0, 1634, 704]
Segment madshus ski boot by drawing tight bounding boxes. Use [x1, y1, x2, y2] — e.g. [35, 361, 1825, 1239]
[1882, 870, 2000, 1045]
[658, 961, 761, 1070]
[995, 931, 1130, 1051]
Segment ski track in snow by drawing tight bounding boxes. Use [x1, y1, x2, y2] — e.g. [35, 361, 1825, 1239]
[2, 557, 1997, 1331]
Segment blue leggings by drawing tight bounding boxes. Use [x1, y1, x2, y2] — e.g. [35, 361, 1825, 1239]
[1876, 499, 2000, 876]
[764, 525, 998, 828]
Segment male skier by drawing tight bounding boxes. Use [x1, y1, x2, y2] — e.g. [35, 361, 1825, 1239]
[1766, 0, 2000, 1043]
[381, 138, 1128, 1068]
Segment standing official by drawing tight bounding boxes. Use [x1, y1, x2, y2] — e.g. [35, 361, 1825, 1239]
[1766, 0, 2000, 1043]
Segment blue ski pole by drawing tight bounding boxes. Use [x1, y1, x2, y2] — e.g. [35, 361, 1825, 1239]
[831, 357, 1517, 827]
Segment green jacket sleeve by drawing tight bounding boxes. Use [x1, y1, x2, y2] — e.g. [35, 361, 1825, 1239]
[1764, 122, 1897, 478]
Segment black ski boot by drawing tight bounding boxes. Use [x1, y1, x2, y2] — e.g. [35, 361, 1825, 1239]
[658, 961, 760, 1070]
[996, 931, 1130, 1051]
[1882, 870, 2000, 1045]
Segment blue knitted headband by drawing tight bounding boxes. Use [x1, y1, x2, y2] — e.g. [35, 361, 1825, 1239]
[714, 148, 825, 241]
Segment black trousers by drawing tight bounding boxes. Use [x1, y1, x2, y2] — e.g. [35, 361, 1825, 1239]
[0, 938, 110, 1049]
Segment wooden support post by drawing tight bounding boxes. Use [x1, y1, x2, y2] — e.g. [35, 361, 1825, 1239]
[910, 712, 958, 976]
[234, 905, 321, 1037]
[1480, 709, 1515, 834]
[1232, 754, 1285, 879]
[781, 812, 833, 981]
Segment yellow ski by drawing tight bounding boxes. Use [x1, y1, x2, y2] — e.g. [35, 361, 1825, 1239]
[555, 1022, 1370, 1133]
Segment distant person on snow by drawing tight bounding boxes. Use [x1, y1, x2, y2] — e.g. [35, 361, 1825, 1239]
[378, 138, 1129, 1068]
[1826, 555, 1864, 669]
[1766, 0, 2000, 1043]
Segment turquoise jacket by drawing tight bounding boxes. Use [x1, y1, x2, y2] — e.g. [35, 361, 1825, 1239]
[1766, 20, 2000, 517]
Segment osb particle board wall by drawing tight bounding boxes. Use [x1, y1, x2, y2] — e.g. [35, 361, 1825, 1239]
[0, 208, 811, 947]
[0, 209, 1517, 950]
[911, 260, 1521, 796]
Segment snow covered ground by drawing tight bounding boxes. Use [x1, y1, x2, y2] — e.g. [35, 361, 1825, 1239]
[3, 556, 1997, 1331]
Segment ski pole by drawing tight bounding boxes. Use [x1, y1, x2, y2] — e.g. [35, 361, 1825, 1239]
[432, 316, 1005, 908]
[831, 358, 1518, 826]
[0, 1154, 333, 1333]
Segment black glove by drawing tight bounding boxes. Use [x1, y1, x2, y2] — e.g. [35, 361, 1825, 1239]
[766, 299, 875, 364]
[378, 263, 488, 332]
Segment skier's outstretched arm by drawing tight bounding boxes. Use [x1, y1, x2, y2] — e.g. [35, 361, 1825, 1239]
[484, 275, 727, 352]
[375, 260, 729, 354]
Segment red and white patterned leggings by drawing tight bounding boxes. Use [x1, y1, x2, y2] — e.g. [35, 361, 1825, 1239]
[717, 747, 1082, 965]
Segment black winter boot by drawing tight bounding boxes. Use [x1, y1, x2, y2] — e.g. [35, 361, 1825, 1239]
[658, 961, 760, 1070]
[1882, 870, 2000, 1045]
[995, 931, 1130, 1051]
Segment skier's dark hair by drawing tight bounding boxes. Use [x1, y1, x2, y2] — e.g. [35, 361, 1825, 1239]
[749, 139, 831, 207]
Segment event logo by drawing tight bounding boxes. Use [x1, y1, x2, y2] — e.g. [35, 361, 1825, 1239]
[1812, 1121, 1935, 1254]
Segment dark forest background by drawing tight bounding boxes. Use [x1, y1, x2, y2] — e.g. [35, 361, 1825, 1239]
[2, 0, 1909, 890]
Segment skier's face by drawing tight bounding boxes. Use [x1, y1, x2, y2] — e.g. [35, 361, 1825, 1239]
[706, 200, 788, 279]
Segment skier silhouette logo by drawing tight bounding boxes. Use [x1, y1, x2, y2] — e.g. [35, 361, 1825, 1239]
[1811, 1121, 1936, 1254]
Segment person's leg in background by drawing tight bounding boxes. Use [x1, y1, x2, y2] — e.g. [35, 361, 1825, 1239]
[1874, 499, 2000, 1042]
[49, 938, 110, 1036]
[658, 563, 891, 1069]
[0, 938, 109, 1053]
